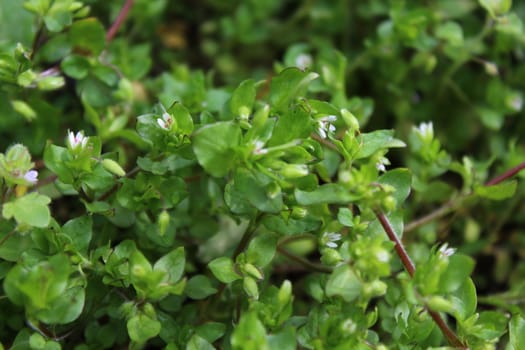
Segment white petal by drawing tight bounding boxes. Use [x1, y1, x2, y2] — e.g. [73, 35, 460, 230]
[68, 131, 75, 147]
[318, 125, 327, 139]
[326, 241, 338, 248]
[157, 118, 167, 129]
[24, 170, 38, 185]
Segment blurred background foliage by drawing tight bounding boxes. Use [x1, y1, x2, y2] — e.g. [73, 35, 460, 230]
[1, 0, 525, 346]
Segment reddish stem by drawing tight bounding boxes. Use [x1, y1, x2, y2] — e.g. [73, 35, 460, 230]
[106, 0, 134, 42]
[375, 211, 467, 349]
[485, 161, 525, 186]
[375, 211, 415, 277]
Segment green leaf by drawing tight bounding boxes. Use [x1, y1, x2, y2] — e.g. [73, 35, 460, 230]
[450, 278, 477, 321]
[475, 180, 517, 200]
[509, 314, 525, 350]
[337, 208, 354, 227]
[208, 257, 241, 283]
[187, 334, 214, 350]
[185, 275, 217, 300]
[231, 312, 268, 350]
[37, 76, 65, 91]
[470, 311, 508, 341]
[268, 103, 313, 146]
[378, 168, 412, 204]
[11, 100, 37, 121]
[192, 121, 242, 177]
[36, 286, 85, 324]
[2, 193, 51, 228]
[246, 234, 277, 267]
[479, 0, 512, 17]
[435, 21, 464, 46]
[92, 64, 119, 86]
[261, 215, 322, 235]
[167, 102, 194, 135]
[61, 215, 93, 252]
[227, 169, 283, 213]
[230, 79, 256, 117]
[43, 1, 74, 32]
[0, 230, 32, 261]
[127, 313, 161, 343]
[4, 254, 71, 310]
[295, 184, 359, 205]
[269, 67, 318, 112]
[355, 130, 406, 159]
[0, 0, 34, 46]
[69, 18, 106, 55]
[44, 144, 74, 183]
[195, 322, 226, 343]
[154, 247, 185, 284]
[267, 326, 296, 350]
[325, 265, 361, 302]
[61, 54, 90, 79]
[439, 253, 475, 293]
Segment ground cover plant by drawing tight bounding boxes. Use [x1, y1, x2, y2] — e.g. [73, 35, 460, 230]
[1, 0, 525, 349]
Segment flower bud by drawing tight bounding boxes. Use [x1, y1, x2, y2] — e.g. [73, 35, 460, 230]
[290, 206, 308, 219]
[67, 130, 88, 153]
[363, 280, 387, 298]
[102, 159, 126, 177]
[244, 263, 263, 280]
[277, 280, 292, 306]
[265, 182, 281, 199]
[238, 106, 251, 120]
[252, 104, 270, 127]
[280, 164, 308, 179]
[131, 264, 147, 277]
[381, 196, 397, 212]
[243, 276, 259, 300]
[341, 108, 359, 130]
[427, 296, 454, 313]
[143, 303, 156, 319]
[320, 248, 343, 266]
[158, 210, 170, 236]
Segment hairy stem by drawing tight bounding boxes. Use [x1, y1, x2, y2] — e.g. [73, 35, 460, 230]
[404, 198, 463, 234]
[276, 246, 333, 274]
[375, 211, 467, 348]
[485, 161, 525, 186]
[106, 0, 134, 42]
[405, 160, 525, 233]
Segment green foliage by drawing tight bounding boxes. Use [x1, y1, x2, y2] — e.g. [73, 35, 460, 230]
[0, 0, 525, 349]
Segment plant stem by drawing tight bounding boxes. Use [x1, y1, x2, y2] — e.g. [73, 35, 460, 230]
[485, 161, 525, 186]
[405, 160, 525, 233]
[404, 198, 463, 234]
[0, 230, 15, 247]
[106, 0, 134, 42]
[376, 211, 416, 277]
[375, 211, 467, 348]
[276, 246, 333, 274]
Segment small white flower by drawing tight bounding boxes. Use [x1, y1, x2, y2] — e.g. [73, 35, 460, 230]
[295, 54, 313, 71]
[67, 130, 88, 150]
[375, 249, 390, 263]
[157, 112, 173, 130]
[414, 121, 434, 140]
[322, 232, 342, 248]
[23, 170, 38, 185]
[508, 95, 523, 112]
[483, 61, 499, 76]
[317, 115, 337, 139]
[438, 243, 456, 257]
[375, 157, 389, 173]
[253, 140, 268, 155]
